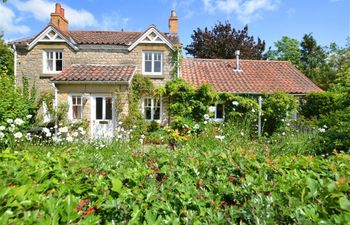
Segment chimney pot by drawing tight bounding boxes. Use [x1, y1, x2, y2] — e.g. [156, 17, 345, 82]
[51, 3, 68, 31]
[60, 8, 64, 17]
[55, 3, 61, 13]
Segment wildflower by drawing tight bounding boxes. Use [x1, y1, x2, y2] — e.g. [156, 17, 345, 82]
[204, 114, 210, 120]
[45, 132, 52, 137]
[6, 119, 13, 124]
[78, 127, 84, 132]
[25, 133, 32, 141]
[240, 131, 244, 136]
[132, 125, 137, 129]
[26, 115, 33, 119]
[209, 106, 216, 113]
[141, 134, 145, 139]
[264, 118, 267, 122]
[9, 124, 15, 132]
[0, 132, 4, 140]
[286, 123, 290, 126]
[323, 125, 328, 129]
[204, 121, 208, 125]
[59, 127, 69, 133]
[193, 124, 200, 130]
[80, 130, 86, 135]
[282, 132, 286, 136]
[72, 132, 79, 137]
[118, 121, 123, 125]
[14, 118, 24, 126]
[139, 138, 144, 144]
[0, 125, 5, 131]
[66, 136, 73, 142]
[252, 109, 256, 113]
[318, 128, 326, 133]
[281, 119, 285, 122]
[232, 101, 239, 106]
[52, 136, 61, 143]
[215, 135, 225, 141]
[14, 132, 23, 139]
[42, 127, 50, 134]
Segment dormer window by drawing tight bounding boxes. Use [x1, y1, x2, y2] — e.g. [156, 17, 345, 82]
[43, 50, 63, 73]
[142, 52, 163, 75]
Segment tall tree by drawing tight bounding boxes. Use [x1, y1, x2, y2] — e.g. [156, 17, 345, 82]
[185, 22, 265, 59]
[266, 36, 301, 68]
[0, 35, 14, 76]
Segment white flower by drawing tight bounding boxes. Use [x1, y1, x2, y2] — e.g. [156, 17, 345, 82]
[209, 106, 216, 113]
[141, 134, 145, 139]
[52, 136, 61, 143]
[0, 125, 5, 131]
[66, 136, 73, 142]
[6, 119, 13, 124]
[132, 125, 137, 129]
[9, 124, 15, 132]
[0, 132, 4, 140]
[264, 118, 267, 122]
[80, 130, 86, 135]
[252, 109, 256, 113]
[78, 127, 84, 132]
[25, 133, 32, 141]
[139, 138, 144, 144]
[118, 121, 123, 125]
[240, 131, 244, 136]
[14, 132, 23, 139]
[14, 118, 24, 125]
[26, 115, 33, 119]
[45, 132, 52, 137]
[318, 128, 326, 133]
[281, 119, 285, 122]
[59, 127, 68, 133]
[232, 101, 239, 106]
[286, 123, 290, 127]
[204, 121, 208, 124]
[72, 132, 79, 137]
[194, 124, 200, 130]
[323, 125, 328, 129]
[42, 127, 50, 134]
[204, 114, 210, 120]
[282, 132, 286, 136]
[215, 135, 225, 141]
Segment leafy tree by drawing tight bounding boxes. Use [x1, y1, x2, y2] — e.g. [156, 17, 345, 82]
[185, 22, 266, 59]
[0, 35, 14, 76]
[266, 36, 301, 68]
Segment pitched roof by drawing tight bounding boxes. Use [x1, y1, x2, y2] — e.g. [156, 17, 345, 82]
[50, 64, 136, 83]
[11, 25, 179, 46]
[181, 58, 323, 94]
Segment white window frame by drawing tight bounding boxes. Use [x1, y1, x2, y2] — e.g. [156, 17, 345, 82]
[210, 103, 225, 122]
[142, 52, 163, 75]
[94, 96, 113, 121]
[43, 50, 63, 74]
[68, 94, 83, 121]
[142, 97, 162, 122]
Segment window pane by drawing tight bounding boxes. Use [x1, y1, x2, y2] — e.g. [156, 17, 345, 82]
[105, 97, 112, 120]
[216, 104, 224, 119]
[72, 96, 76, 105]
[56, 52, 62, 59]
[76, 96, 81, 105]
[144, 98, 152, 120]
[145, 61, 152, 72]
[73, 106, 82, 119]
[154, 61, 161, 72]
[47, 59, 53, 71]
[56, 59, 63, 71]
[96, 98, 103, 120]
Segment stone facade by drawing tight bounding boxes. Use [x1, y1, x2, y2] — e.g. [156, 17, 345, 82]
[15, 40, 174, 128]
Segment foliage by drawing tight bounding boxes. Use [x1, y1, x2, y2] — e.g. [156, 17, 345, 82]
[0, 132, 349, 224]
[185, 22, 266, 59]
[261, 92, 298, 135]
[0, 76, 36, 125]
[0, 35, 14, 76]
[300, 92, 343, 119]
[266, 36, 301, 68]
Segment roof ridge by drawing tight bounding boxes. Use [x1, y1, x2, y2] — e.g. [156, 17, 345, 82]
[71, 64, 137, 67]
[67, 30, 143, 33]
[184, 58, 290, 63]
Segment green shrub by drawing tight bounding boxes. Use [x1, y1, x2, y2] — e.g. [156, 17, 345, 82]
[301, 92, 343, 119]
[262, 92, 298, 135]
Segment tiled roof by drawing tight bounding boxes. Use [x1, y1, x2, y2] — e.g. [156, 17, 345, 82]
[65, 30, 143, 45]
[11, 26, 179, 46]
[181, 58, 323, 94]
[50, 64, 136, 82]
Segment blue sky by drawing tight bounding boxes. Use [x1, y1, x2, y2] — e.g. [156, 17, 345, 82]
[1, 0, 349, 54]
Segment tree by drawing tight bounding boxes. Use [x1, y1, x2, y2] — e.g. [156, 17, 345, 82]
[266, 36, 301, 68]
[185, 22, 266, 59]
[0, 35, 14, 76]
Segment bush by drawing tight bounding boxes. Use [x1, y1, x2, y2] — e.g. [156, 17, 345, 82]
[301, 92, 343, 119]
[262, 92, 298, 135]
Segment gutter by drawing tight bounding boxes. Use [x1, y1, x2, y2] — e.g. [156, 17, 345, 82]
[50, 80, 130, 85]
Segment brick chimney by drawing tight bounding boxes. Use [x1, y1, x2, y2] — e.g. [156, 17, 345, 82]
[50, 3, 68, 31]
[168, 10, 178, 34]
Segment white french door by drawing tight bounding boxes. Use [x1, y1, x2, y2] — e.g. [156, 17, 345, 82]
[91, 95, 115, 139]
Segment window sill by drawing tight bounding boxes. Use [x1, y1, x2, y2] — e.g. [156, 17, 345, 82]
[143, 74, 165, 79]
[40, 72, 61, 78]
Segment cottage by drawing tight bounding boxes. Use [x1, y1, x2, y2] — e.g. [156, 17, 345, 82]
[11, 3, 321, 139]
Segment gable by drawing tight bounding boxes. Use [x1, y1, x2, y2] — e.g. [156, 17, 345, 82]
[128, 26, 174, 51]
[28, 25, 78, 51]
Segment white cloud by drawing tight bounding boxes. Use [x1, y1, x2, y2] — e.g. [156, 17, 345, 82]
[0, 3, 30, 34]
[11, 0, 98, 28]
[202, 0, 280, 23]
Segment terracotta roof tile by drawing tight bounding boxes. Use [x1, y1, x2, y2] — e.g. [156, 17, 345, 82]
[50, 64, 136, 82]
[181, 58, 323, 94]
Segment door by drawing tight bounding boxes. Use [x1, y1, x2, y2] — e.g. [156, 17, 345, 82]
[91, 95, 115, 139]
